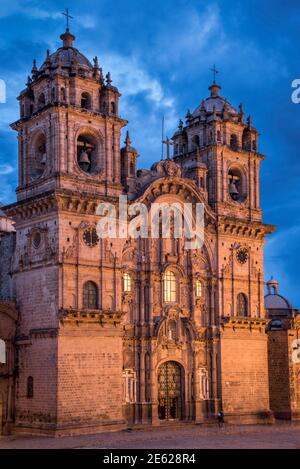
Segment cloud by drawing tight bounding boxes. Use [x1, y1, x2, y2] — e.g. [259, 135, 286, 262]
[78, 49, 178, 164]
[0, 164, 15, 175]
[101, 53, 175, 110]
[0, 2, 95, 29]
[152, 4, 226, 68]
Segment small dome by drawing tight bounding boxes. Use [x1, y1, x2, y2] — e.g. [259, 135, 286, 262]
[191, 82, 238, 118]
[265, 277, 291, 311]
[265, 294, 290, 310]
[38, 30, 94, 77]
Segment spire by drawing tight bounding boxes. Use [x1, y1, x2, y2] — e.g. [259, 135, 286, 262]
[125, 130, 132, 148]
[238, 103, 245, 124]
[106, 72, 112, 86]
[31, 59, 38, 78]
[93, 56, 100, 79]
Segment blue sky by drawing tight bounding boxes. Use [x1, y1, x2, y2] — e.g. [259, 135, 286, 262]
[0, 0, 299, 306]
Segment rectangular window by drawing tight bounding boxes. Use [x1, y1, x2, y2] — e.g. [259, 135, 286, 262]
[164, 272, 177, 303]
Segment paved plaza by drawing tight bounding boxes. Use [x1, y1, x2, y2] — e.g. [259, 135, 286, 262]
[1, 423, 300, 449]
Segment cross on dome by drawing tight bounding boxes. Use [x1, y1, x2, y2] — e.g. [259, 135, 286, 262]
[62, 8, 74, 32]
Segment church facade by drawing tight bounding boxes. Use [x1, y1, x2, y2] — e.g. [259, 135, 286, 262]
[0, 27, 299, 436]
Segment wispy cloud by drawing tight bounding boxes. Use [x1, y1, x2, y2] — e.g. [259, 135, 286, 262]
[0, 164, 15, 175]
[0, 2, 96, 29]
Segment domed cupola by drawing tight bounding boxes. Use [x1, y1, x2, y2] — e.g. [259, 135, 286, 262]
[265, 277, 292, 316]
[36, 29, 95, 81]
[191, 81, 239, 122]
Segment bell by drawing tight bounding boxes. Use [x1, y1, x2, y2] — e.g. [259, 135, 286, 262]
[229, 180, 239, 197]
[79, 149, 90, 164]
[40, 153, 47, 165]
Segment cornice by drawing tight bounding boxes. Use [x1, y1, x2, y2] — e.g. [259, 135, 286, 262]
[217, 216, 276, 239]
[58, 308, 125, 325]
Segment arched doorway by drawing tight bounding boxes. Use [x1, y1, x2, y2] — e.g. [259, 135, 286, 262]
[158, 361, 184, 421]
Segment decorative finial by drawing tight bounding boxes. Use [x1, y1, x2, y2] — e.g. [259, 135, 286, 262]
[46, 49, 50, 58]
[62, 8, 73, 32]
[93, 56, 99, 69]
[238, 103, 245, 123]
[125, 130, 132, 148]
[93, 56, 100, 79]
[31, 59, 38, 77]
[186, 109, 191, 122]
[247, 115, 252, 129]
[178, 119, 183, 131]
[26, 75, 32, 87]
[106, 72, 112, 85]
[223, 100, 229, 120]
[99, 67, 104, 83]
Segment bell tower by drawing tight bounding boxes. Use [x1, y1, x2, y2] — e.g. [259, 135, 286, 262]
[172, 77, 275, 321]
[4, 25, 129, 435]
[12, 27, 127, 202]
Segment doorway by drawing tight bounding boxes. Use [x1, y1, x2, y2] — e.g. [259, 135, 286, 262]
[158, 361, 183, 421]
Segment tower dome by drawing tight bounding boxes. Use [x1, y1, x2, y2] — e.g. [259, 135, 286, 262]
[265, 277, 291, 311]
[191, 81, 238, 119]
[38, 29, 94, 79]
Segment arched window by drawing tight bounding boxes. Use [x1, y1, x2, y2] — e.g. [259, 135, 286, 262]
[0, 339, 6, 364]
[217, 130, 221, 142]
[237, 293, 248, 317]
[252, 139, 257, 151]
[164, 271, 177, 303]
[195, 280, 203, 299]
[77, 133, 101, 175]
[111, 101, 116, 114]
[228, 167, 245, 202]
[242, 129, 251, 151]
[27, 376, 34, 399]
[192, 135, 200, 151]
[230, 134, 238, 151]
[83, 281, 98, 309]
[51, 87, 55, 101]
[81, 92, 91, 109]
[38, 93, 45, 109]
[61, 87, 66, 102]
[124, 273, 132, 293]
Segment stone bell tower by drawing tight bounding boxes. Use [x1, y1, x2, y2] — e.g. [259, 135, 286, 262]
[13, 27, 127, 202]
[172, 77, 276, 423]
[4, 25, 129, 435]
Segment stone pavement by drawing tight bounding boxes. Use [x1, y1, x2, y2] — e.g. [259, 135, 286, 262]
[1, 422, 300, 449]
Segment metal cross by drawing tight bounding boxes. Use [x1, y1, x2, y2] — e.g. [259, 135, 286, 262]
[62, 8, 73, 31]
[211, 64, 219, 83]
[162, 137, 174, 160]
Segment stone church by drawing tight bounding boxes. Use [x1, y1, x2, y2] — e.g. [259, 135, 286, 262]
[0, 26, 299, 436]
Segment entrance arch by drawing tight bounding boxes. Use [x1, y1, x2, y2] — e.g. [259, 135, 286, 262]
[157, 361, 184, 421]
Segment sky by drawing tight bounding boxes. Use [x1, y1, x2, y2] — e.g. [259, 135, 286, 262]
[0, 0, 299, 306]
